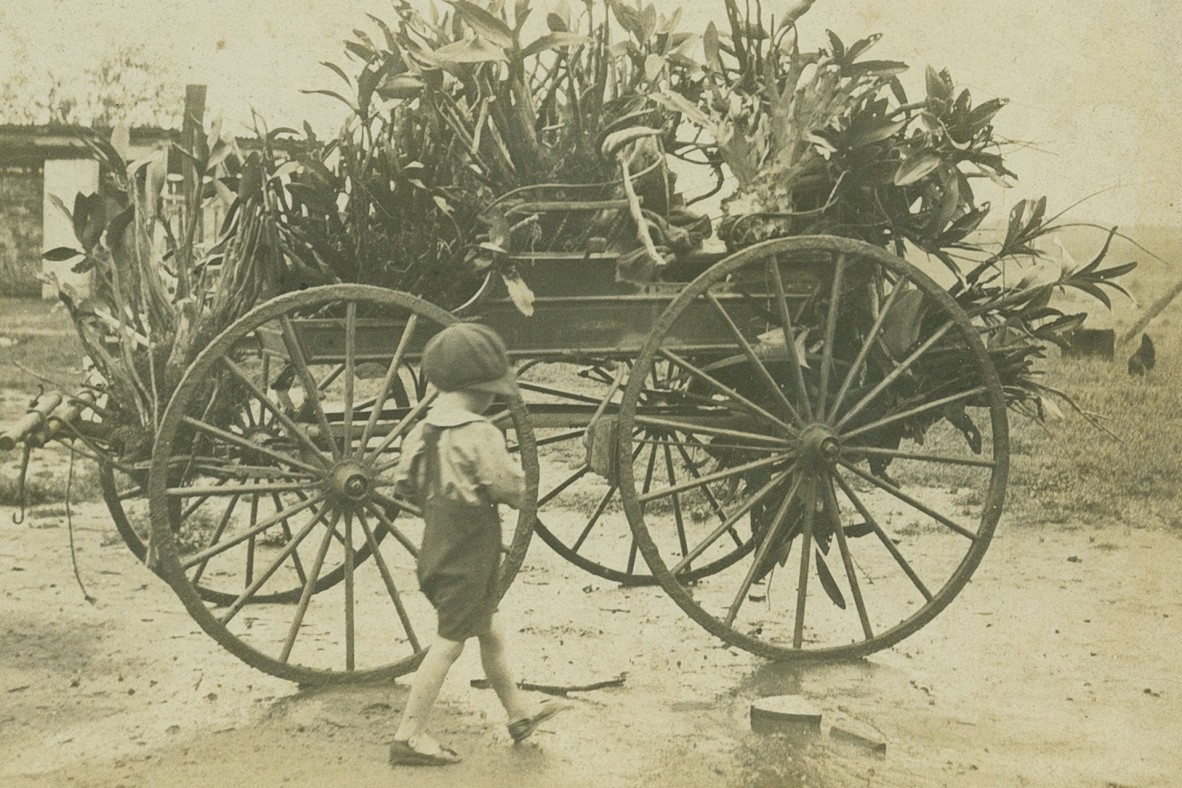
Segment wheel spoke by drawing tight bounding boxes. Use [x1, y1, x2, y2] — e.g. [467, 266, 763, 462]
[834, 322, 954, 431]
[517, 380, 605, 405]
[706, 292, 805, 424]
[220, 357, 331, 466]
[723, 472, 803, 627]
[628, 443, 660, 575]
[279, 510, 342, 663]
[538, 465, 590, 507]
[342, 302, 357, 459]
[827, 274, 911, 422]
[767, 260, 813, 421]
[838, 459, 977, 540]
[839, 386, 988, 443]
[792, 478, 818, 649]
[637, 452, 791, 505]
[356, 510, 420, 653]
[821, 474, 873, 639]
[842, 445, 996, 469]
[280, 315, 340, 460]
[662, 444, 691, 561]
[367, 388, 439, 460]
[816, 254, 846, 416]
[245, 494, 260, 588]
[317, 364, 346, 392]
[672, 440, 740, 545]
[181, 492, 327, 569]
[569, 484, 618, 553]
[181, 416, 324, 475]
[343, 510, 356, 670]
[179, 477, 229, 520]
[219, 501, 334, 625]
[671, 468, 791, 576]
[363, 500, 420, 559]
[360, 314, 418, 457]
[190, 494, 242, 584]
[633, 414, 790, 447]
[659, 348, 797, 435]
[166, 480, 318, 497]
[273, 493, 308, 585]
[833, 472, 932, 601]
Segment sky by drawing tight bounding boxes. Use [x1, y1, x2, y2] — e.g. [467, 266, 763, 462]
[2, 0, 1179, 226]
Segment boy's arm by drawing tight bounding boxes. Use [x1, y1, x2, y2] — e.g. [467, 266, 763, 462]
[465, 422, 525, 509]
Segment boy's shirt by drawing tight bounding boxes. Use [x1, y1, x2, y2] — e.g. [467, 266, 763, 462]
[391, 402, 525, 509]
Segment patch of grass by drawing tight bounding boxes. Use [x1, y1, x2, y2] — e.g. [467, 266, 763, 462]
[1005, 348, 1182, 528]
[0, 453, 103, 507]
[0, 297, 85, 393]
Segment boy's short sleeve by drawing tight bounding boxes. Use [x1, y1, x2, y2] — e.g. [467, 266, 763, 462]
[391, 423, 426, 502]
[455, 421, 525, 509]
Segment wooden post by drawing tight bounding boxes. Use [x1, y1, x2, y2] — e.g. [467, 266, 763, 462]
[177, 83, 207, 301]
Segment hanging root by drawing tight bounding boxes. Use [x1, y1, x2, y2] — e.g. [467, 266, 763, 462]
[65, 449, 96, 605]
[11, 444, 31, 525]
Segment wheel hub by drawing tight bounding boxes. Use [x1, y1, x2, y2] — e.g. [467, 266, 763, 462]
[326, 460, 372, 505]
[798, 423, 840, 471]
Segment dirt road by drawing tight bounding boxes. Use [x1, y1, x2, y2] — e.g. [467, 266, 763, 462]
[2, 491, 1180, 787]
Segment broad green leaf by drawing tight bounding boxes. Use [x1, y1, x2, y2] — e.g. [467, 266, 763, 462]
[880, 287, 925, 356]
[501, 267, 535, 316]
[212, 178, 237, 206]
[968, 98, 1008, 129]
[430, 37, 510, 64]
[42, 246, 83, 262]
[448, 0, 515, 50]
[845, 33, 881, 62]
[845, 116, 907, 148]
[321, 61, 353, 86]
[826, 30, 845, 60]
[925, 65, 952, 104]
[1078, 225, 1117, 274]
[546, 13, 567, 32]
[815, 550, 847, 609]
[846, 60, 908, 77]
[703, 21, 721, 71]
[893, 151, 941, 186]
[644, 53, 665, 82]
[376, 73, 426, 99]
[520, 32, 592, 59]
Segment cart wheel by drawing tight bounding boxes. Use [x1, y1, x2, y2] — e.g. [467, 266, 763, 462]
[517, 359, 754, 585]
[618, 236, 1008, 659]
[100, 462, 149, 562]
[148, 284, 538, 683]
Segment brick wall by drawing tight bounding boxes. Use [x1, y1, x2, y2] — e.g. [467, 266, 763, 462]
[0, 164, 43, 297]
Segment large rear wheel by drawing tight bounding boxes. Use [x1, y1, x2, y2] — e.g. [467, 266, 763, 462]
[618, 236, 1008, 659]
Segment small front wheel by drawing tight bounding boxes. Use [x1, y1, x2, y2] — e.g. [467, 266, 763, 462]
[148, 285, 539, 683]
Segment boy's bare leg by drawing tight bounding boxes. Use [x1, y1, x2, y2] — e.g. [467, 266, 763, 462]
[478, 614, 531, 722]
[394, 635, 465, 750]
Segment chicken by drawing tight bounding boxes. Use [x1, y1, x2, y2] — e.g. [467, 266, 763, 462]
[1127, 333, 1155, 376]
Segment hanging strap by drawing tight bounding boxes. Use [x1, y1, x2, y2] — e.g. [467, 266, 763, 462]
[421, 424, 443, 500]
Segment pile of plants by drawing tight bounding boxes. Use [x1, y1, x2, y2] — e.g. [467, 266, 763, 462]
[41, 0, 1136, 465]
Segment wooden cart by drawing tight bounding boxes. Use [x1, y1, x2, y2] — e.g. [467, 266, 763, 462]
[89, 191, 1007, 684]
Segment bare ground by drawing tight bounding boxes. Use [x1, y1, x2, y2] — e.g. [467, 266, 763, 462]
[2, 485, 1181, 787]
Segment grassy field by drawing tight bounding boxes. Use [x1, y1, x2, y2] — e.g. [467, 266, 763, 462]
[1001, 226, 1182, 528]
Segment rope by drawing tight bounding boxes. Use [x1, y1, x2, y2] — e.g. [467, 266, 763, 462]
[65, 448, 96, 604]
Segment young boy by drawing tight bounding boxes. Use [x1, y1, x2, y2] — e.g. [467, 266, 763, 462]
[388, 322, 567, 767]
